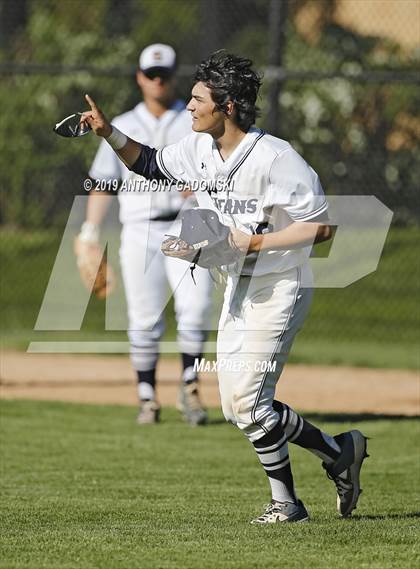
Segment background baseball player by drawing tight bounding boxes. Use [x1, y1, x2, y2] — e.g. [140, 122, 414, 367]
[75, 44, 213, 425]
[79, 51, 369, 523]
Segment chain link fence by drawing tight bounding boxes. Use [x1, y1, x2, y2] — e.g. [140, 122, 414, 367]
[0, 0, 419, 366]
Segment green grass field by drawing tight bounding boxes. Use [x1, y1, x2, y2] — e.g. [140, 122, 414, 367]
[1, 399, 419, 569]
[1, 226, 419, 368]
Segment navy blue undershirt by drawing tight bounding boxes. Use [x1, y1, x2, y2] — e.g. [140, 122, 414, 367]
[130, 145, 169, 181]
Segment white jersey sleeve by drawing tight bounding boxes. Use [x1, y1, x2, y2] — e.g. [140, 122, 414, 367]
[269, 149, 328, 222]
[89, 137, 124, 181]
[156, 134, 197, 183]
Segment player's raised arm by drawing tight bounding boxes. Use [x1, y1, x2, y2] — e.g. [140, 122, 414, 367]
[80, 94, 142, 168]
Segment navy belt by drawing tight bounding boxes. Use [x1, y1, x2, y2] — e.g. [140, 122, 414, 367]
[150, 213, 178, 222]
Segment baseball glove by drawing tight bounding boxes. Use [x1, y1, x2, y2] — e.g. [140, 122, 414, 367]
[161, 208, 240, 269]
[74, 237, 116, 299]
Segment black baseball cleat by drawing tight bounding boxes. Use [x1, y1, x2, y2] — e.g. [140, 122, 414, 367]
[323, 430, 369, 517]
[251, 499, 309, 524]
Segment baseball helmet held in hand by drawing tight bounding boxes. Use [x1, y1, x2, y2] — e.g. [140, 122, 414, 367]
[161, 208, 240, 269]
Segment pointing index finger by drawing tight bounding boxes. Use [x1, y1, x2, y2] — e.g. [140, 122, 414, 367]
[85, 93, 98, 111]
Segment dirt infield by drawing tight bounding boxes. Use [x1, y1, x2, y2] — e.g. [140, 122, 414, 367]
[1, 351, 419, 415]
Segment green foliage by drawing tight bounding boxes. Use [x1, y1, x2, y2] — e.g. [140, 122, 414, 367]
[276, 23, 420, 224]
[0, 0, 200, 227]
[1, 0, 419, 227]
[1, 399, 419, 569]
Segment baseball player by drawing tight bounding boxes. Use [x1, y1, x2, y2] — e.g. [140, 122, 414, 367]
[79, 51, 369, 523]
[75, 44, 213, 425]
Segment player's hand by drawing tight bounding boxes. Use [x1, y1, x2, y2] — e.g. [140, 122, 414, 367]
[230, 227, 260, 253]
[161, 236, 196, 261]
[179, 188, 194, 199]
[79, 94, 112, 138]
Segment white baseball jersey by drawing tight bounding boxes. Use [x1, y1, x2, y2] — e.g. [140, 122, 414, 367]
[89, 100, 192, 223]
[154, 127, 328, 276]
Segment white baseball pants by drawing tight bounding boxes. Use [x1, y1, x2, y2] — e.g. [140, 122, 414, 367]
[217, 264, 313, 442]
[120, 220, 213, 371]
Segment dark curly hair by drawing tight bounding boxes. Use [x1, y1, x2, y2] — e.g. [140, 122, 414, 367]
[194, 51, 262, 132]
